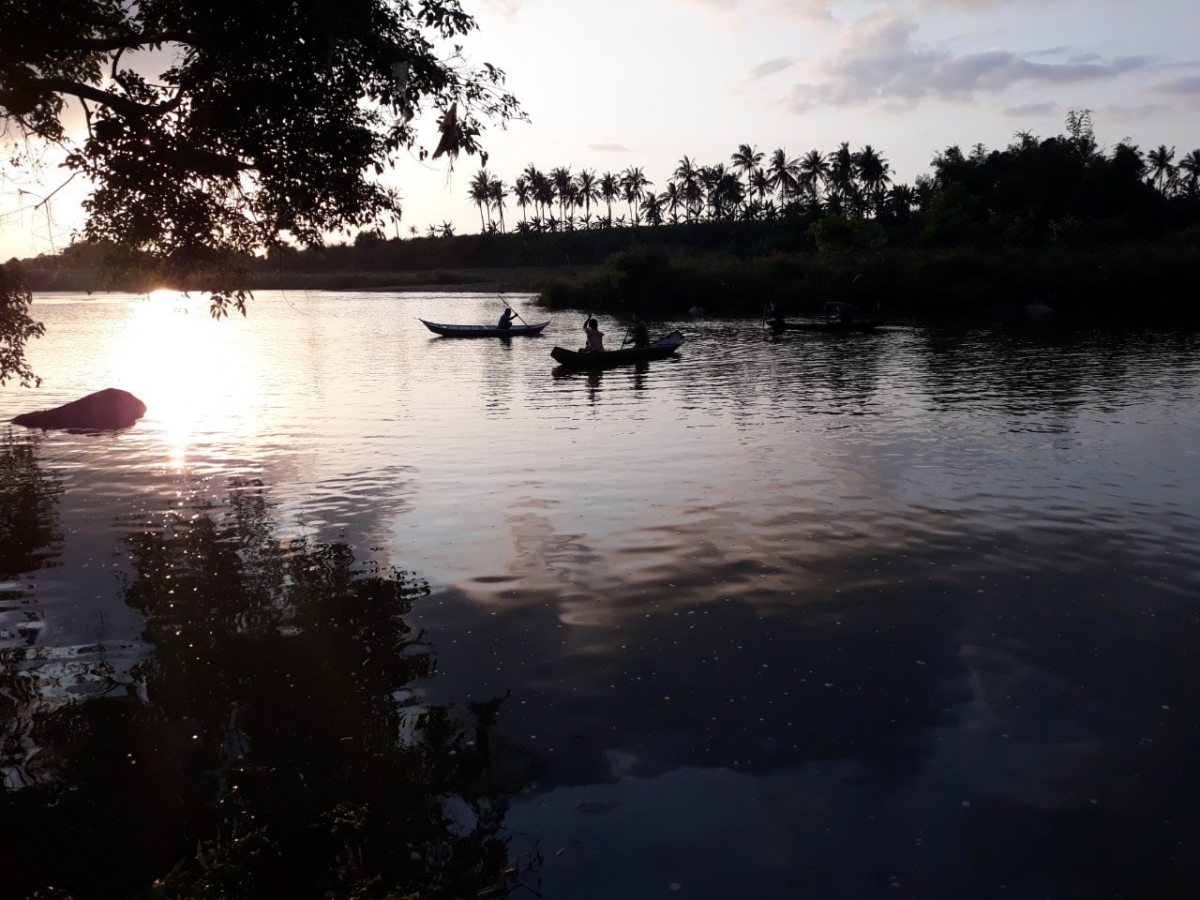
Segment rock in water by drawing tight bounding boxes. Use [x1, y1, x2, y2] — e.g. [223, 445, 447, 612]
[11, 388, 147, 431]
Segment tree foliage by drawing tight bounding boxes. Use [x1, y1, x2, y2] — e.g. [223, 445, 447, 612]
[0, 0, 522, 311]
[0, 261, 45, 387]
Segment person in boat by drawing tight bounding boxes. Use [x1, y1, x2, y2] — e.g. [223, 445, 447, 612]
[583, 316, 605, 352]
[627, 311, 650, 348]
[497, 307, 515, 330]
[763, 301, 786, 329]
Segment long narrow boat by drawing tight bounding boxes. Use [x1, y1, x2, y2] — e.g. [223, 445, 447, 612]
[767, 301, 883, 333]
[769, 319, 881, 333]
[551, 330, 685, 368]
[420, 319, 551, 337]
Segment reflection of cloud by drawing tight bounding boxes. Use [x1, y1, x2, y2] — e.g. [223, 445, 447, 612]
[587, 142, 631, 152]
[783, 9, 1152, 112]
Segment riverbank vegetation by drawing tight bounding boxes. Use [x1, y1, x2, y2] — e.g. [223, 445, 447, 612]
[19, 112, 1198, 322]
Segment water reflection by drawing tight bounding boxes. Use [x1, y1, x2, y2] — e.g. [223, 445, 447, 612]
[1, 474, 537, 900]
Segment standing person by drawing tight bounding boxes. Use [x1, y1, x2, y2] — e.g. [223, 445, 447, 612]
[497, 307, 515, 330]
[583, 316, 605, 352]
[627, 311, 650, 348]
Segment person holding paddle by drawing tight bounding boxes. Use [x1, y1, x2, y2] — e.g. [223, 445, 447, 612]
[497, 307, 515, 330]
[583, 315, 605, 352]
[625, 311, 650, 348]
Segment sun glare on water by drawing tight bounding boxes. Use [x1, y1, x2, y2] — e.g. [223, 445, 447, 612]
[112, 289, 262, 468]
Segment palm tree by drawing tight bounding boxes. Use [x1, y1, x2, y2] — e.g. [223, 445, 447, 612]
[827, 142, 855, 205]
[641, 190, 664, 226]
[663, 181, 683, 224]
[766, 148, 800, 206]
[711, 170, 745, 220]
[730, 143, 764, 204]
[439, 221, 455, 238]
[853, 145, 891, 216]
[749, 167, 771, 212]
[576, 169, 599, 226]
[532, 169, 556, 224]
[513, 175, 531, 225]
[550, 167, 574, 221]
[468, 168, 493, 232]
[621, 166, 650, 224]
[798, 149, 829, 204]
[673, 156, 702, 222]
[599, 171, 621, 224]
[1179, 149, 1200, 195]
[1147, 145, 1176, 194]
[489, 177, 507, 233]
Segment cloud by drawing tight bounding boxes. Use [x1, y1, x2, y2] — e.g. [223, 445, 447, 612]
[746, 57, 796, 80]
[782, 9, 1154, 112]
[664, 0, 837, 28]
[999, 102, 1058, 118]
[1154, 75, 1200, 96]
[479, 0, 535, 17]
[588, 143, 631, 152]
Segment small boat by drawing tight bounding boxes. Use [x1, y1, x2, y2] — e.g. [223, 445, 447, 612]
[769, 319, 881, 333]
[420, 319, 551, 337]
[767, 302, 883, 333]
[551, 330, 685, 368]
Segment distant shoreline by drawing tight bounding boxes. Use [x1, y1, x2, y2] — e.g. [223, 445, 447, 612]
[18, 266, 588, 296]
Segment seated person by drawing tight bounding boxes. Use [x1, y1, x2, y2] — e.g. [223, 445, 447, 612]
[583, 317, 604, 352]
[628, 311, 650, 348]
[497, 307, 515, 329]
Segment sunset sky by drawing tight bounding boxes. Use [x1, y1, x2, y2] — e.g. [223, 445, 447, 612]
[2, 0, 1197, 259]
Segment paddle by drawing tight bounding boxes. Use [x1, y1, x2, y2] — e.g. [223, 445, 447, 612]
[498, 296, 529, 327]
[619, 327, 632, 349]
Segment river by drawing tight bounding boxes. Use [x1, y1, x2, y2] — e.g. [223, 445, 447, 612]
[2, 291, 1199, 899]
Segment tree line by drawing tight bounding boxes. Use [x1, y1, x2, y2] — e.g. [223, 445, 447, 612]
[447, 111, 1200, 241]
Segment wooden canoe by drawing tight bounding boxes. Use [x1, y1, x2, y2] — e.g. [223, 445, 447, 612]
[769, 319, 881, 333]
[551, 330, 685, 368]
[420, 319, 550, 337]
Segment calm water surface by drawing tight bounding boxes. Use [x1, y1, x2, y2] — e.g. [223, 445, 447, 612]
[2, 291, 1200, 899]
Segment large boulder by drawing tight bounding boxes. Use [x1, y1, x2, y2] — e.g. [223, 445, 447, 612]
[11, 388, 147, 431]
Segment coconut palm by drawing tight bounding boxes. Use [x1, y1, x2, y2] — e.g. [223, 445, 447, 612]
[749, 167, 771, 212]
[853, 145, 891, 216]
[673, 156, 703, 222]
[1179, 149, 1200, 195]
[798, 149, 828, 204]
[513, 175, 531, 225]
[711, 170, 745, 220]
[599, 171, 621, 224]
[1147, 145, 1176, 194]
[730, 143, 764, 202]
[827, 142, 856, 207]
[767, 148, 800, 206]
[550, 167, 573, 221]
[663, 181, 684, 224]
[576, 169, 599, 226]
[532, 169, 556, 223]
[468, 168, 493, 232]
[641, 190, 664, 226]
[621, 166, 650, 224]
[489, 177, 507, 233]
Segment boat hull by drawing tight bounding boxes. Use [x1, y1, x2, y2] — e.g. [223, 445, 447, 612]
[551, 330, 685, 368]
[420, 319, 550, 337]
[770, 320, 881, 333]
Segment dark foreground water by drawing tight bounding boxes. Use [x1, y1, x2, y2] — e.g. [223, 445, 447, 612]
[2, 291, 1199, 899]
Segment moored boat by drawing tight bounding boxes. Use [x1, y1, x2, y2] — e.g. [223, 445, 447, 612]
[767, 302, 883, 333]
[551, 330, 685, 368]
[420, 319, 550, 337]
